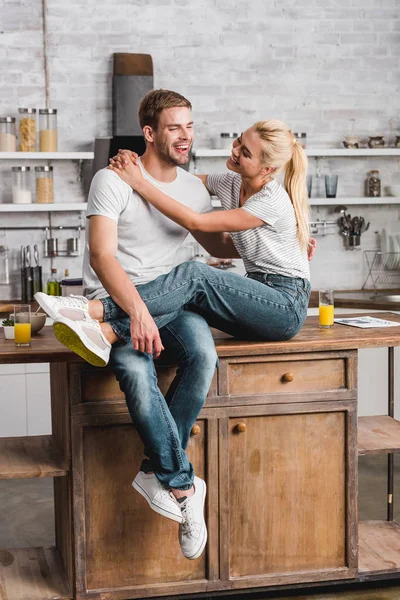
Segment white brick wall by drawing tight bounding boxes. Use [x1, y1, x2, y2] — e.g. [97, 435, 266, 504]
[0, 0, 399, 297]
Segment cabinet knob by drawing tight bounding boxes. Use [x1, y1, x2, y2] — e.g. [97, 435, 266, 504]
[235, 422, 247, 433]
[282, 372, 294, 383]
[191, 424, 201, 436]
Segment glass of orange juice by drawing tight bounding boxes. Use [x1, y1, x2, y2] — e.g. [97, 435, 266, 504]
[14, 304, 31, 346]
[319, 290, 334, 328]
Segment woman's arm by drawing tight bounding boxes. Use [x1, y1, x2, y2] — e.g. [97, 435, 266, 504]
[108, 161, 264, 233]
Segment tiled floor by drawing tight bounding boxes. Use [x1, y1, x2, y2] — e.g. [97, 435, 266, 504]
[2, 457, 400, 599]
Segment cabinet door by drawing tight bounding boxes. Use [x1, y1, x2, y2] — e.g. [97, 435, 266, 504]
[219, 402, 357, 588]
[72, 414, 217, 599]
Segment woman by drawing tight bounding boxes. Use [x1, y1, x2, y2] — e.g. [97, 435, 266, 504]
[39, 120, 312, 366]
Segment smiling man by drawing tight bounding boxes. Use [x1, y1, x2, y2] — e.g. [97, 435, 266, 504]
[80, 89, 216, 560]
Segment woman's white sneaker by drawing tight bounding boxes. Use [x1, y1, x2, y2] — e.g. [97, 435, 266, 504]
[53, 315, 111, 367]
[178, 476, 207, 560]
[34, 291, 90, 321]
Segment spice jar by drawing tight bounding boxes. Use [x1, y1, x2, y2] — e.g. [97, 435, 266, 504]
[0, 117, 16, 152]
[294, 132, 307, 148]
[12, 166, 32, 204]
[39, 109, 57, 152]
[367, 170, 381, 197]
[35, 166, 54, 203]
[18, 108, 36, 152]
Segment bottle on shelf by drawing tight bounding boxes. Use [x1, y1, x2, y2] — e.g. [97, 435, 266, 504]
[39, 108, 57, 152]
[0, 117, 16, 151]
[366, 170, 381, 197]
[18, 108, 37, 152]
[47, 268, 61, 296]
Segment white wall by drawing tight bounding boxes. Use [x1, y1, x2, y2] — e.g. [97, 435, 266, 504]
[1, 0, 400, 298]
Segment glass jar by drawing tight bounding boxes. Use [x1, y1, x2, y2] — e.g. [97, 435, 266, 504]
[12, 166, 32, 204]
[18, 108, 37, 152]
[35, 166, 54, 203]
[367, 170, 381, 197]
[294, 132, 307, 149]
[0, 117, 16, 152]
[39, 108, 57, 151]
[213, 132, 238, 150]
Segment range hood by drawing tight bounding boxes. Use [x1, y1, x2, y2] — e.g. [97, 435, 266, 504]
[93, 53, 153, 176]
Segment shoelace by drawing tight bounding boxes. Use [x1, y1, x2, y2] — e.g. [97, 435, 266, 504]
[181, 499, 195, 535]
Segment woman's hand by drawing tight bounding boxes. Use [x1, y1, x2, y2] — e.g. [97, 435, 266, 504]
[108, 150, 145, 191]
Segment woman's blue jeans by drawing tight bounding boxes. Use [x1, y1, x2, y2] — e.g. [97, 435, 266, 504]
[101, 261, 311, 489]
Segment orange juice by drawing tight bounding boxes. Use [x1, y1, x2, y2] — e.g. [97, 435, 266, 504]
[14, 322, 31, 344]
[319, 305, 334, 328]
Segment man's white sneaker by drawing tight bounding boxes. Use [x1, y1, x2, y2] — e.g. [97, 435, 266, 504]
[178, 476, 207, 560]
[132, 471, 183, 524]
[34, 292, 90, 321]
[53, 315, 111, 367]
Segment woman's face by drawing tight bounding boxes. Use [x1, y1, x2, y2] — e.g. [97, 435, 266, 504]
[226, 127, 272, 179]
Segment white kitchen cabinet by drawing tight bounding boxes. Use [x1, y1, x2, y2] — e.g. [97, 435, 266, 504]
[0, 362, 51, 437]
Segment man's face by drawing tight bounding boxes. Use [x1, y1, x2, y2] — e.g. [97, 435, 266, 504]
[151, 107, 194, 166]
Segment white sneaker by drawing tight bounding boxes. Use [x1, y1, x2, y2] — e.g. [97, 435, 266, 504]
[53, 315, 111, 367]
[132, 471, 183, 524]
[34, 292, 90, 321]
[179, 476, 207, 560]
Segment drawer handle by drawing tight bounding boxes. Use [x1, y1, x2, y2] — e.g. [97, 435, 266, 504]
[235, 422, 247, 433]
[282, 372, 294, 383]
[191, 424, 201, 436]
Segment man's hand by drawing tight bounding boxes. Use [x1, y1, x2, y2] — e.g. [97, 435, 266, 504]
[308, 237, 317, 261]
[129, 304, 164, 359]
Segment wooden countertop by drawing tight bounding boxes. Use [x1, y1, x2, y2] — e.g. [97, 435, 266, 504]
[1, 312, 400, 363]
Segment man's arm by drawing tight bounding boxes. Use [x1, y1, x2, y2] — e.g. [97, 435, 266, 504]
[89, 215, 164, 357]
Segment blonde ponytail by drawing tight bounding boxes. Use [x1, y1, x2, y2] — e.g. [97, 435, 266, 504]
[284, 142, 310, 252]
[254, 120, 310, 252]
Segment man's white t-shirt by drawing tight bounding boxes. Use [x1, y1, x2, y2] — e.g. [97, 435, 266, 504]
[83, 160, 212, 299]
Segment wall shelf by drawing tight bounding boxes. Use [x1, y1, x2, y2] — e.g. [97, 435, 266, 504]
[193, 148, 400, 158]
[310, 197, 400, 206]
[0, 152, 94, 160]
[0, 202, 87, 212]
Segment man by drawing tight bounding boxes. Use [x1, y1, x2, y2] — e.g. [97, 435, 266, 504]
[36, 89, 218, 561]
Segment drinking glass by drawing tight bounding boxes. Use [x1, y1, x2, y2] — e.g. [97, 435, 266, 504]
[307, 175, 313, 198]
[14, 304, 31, 346]
[319, 290, 334, 329]
[325, 175, 338, 198]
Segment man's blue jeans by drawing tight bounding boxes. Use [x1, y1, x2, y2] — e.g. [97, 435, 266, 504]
[107, 309, 217, 490]
[101, 262, 310, 490]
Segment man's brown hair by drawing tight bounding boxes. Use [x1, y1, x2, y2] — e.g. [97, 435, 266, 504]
[138, 89, 192, 130]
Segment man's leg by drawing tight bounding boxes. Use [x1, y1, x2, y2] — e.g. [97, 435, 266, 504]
[158, 310, 218, 450]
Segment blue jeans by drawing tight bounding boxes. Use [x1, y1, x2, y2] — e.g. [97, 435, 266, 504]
[102, 261, 311, 344]
[108, 309, 217, 490]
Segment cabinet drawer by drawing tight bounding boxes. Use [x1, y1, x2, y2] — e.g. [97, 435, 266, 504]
[226, 355, 349, 397]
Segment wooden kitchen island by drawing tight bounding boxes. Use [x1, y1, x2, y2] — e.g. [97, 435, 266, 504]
[2, 314, 400, 600]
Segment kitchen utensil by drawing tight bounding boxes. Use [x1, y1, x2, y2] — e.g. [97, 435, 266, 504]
[351, 216, 359, 235]
[20, 245, 28, 302]
[24, 245, 33, 301]
[32, 244, 42, 295]
[67, 237, 79, 256]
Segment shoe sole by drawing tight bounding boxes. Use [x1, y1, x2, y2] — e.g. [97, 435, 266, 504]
[34, 292, 59, 320]
[53, 321, 108, 367]
[182, 480, 208, 560]
[132, 478, 183, 524]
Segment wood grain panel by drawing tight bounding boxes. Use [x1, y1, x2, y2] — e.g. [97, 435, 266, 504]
[227, 412, 346, 577]
[359, 520, 400, 574]
[0, 435, 67, 479]
[358, 416, 400, 455]
[0, 547, 70, 600]
[82, 422, 207, 591]
[227, 358, 346, 396]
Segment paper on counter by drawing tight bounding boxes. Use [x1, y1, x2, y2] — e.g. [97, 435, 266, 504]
[334, 316, 400, 328]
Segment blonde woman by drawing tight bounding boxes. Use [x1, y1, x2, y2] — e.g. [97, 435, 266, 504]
[40, 120, 312, 364]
